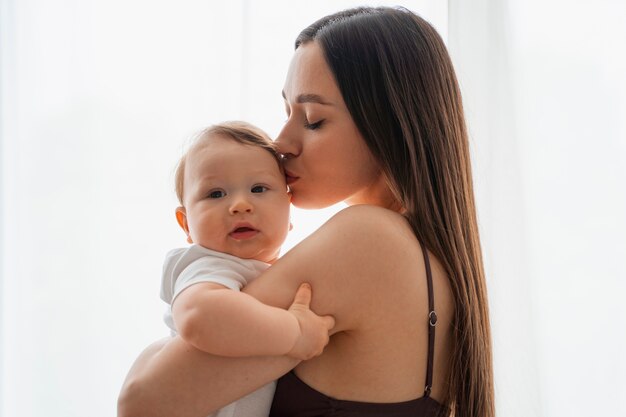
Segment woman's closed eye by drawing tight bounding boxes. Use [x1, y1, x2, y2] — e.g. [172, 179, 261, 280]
[304, 118, 324, 130]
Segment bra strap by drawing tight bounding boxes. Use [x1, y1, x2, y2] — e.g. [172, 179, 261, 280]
[419, 240, 437, 397]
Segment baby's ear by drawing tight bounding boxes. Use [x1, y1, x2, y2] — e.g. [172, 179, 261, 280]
[175, 207, 193, 244]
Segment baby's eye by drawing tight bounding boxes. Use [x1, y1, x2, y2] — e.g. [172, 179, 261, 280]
[208, 189, 226, 199]
[251, 185, 268, 194]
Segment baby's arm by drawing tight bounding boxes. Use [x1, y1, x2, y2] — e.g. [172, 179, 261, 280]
[172, 282, 334, 360]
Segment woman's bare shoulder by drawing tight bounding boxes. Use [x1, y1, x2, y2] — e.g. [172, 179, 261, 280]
[328, 203, 406, 222]
[323, 204, 412, 236]
[326, 204, 423, 257]
[245, 205, 422, 332]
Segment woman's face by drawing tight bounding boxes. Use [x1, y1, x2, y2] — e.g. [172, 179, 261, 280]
[276, 41, 387, 209]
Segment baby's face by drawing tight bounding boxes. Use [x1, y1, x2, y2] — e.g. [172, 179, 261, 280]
[180, 135, 290, 263]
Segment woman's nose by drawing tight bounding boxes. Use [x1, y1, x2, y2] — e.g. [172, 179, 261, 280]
[274, 123, 300, 159]
[229, 195, 253, 215]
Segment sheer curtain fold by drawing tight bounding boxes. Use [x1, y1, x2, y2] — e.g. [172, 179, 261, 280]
[448, 2, 542, 416]
[449, 1, 626, 416]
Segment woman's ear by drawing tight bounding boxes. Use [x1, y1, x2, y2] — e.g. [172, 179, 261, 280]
[175, 207, 193, 243]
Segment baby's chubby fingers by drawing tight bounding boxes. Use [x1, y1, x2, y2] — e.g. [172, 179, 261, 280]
[291, 283, 335, 331]
[322, 314, 335, 331]
[287, 283, 336, 360]
[292, 283, 312, 308]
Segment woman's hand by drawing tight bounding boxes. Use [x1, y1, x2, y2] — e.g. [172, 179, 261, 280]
[286, 283, 336, 360]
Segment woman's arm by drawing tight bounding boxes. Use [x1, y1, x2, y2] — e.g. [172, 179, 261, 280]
[118, 205, 408, 417]
[118, 337, 298, 417]
[243, 205, 413, 333]
[118, 284, 330, 417]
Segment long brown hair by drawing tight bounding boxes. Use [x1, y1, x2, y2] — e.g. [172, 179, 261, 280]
[296, 7, 494, 417]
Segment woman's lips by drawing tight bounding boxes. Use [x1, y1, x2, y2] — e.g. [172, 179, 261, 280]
[284, 170, 299, 185]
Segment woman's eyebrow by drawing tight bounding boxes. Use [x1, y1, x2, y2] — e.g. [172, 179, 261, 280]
[282, 90, 333, 106]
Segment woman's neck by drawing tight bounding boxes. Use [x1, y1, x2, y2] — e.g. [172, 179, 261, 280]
[345, 174, 404, 213]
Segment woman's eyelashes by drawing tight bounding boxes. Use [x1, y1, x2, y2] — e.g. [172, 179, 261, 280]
[304, 118, 324, 130]
[283, 104, 323, 130]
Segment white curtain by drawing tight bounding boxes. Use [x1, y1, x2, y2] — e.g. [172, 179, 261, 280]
[449, 1, 626, 416]
[0, 1, 447, 417]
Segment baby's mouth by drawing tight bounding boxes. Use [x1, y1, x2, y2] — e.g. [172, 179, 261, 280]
[229, 225, 259, 240]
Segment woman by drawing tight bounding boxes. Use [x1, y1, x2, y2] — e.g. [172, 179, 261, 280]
[119, 6, 494, 417]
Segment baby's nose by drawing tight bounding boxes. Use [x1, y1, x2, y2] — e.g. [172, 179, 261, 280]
[229, 196, 253, 214]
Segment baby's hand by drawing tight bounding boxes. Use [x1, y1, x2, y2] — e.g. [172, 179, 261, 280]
[287, 283, 335, 360]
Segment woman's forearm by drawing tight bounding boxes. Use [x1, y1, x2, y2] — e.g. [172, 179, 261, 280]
[118, 336, 298, 417]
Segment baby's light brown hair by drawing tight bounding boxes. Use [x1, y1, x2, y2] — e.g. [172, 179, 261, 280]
[175, 121, 281, 206]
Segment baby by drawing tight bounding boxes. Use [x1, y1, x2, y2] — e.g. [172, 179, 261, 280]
[160, 121, 334, 417]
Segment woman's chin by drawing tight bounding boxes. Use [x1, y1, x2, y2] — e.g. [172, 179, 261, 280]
[290, 194, 341, 210]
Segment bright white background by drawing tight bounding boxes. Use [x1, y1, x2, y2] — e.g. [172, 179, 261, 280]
[0, 1, 624, 417]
